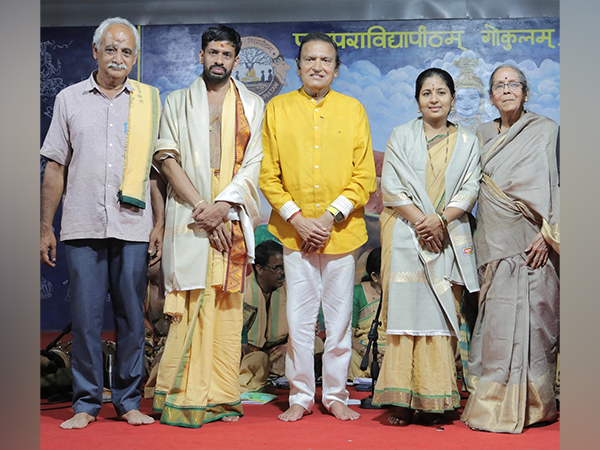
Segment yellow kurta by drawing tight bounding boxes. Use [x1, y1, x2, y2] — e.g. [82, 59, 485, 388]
[260, 88, 376, 253]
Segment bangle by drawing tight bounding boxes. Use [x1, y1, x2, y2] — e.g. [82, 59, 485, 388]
[438, 213, 448, 229]
[288, 210, 301, 222]
[194, 199, 206, 209]
[440, 213, 448, 228]
[437, 213, 446, 229]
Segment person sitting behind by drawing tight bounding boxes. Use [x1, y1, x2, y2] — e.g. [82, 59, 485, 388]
[240, 239, 324, 392]
[240, 240, 288, 393]
[348, 247, 385, 380]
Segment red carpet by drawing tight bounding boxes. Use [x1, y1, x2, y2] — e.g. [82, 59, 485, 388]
[40, 334, 559, 450]
[41, 388, 559, 450]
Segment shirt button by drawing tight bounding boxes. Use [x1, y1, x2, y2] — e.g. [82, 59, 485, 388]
[315, 145, 319, 149]
[110, 103, 113, 106]
[315, 126, 318, 130]
[108, 164, 112, 168]
[315, 165, 319, 169]
[315, 109, 318, 112]
[316, 204, 320, 208]
[109, 123, 113, 127]
[109, 143, 113, 147]
[315, 185, 319, 189]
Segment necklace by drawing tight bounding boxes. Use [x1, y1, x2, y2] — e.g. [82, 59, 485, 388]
[427, 133, 446, 143]
[424, 123, 449, 180]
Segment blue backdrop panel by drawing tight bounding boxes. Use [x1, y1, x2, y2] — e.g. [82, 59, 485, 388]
[40, 17, 559, 331]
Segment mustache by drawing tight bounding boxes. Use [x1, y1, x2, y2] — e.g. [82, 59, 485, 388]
[107, 62, 128, 70]
[210, 64, 226, 71]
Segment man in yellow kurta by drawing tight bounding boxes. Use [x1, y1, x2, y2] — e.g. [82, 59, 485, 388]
[151, 25, 264, 428]
[260, 32, 376, 422]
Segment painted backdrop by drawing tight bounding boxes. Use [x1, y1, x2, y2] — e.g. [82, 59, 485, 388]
[40, 17, 559, 330]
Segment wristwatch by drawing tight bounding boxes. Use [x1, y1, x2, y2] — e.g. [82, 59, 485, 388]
[326, 205, 344, 223]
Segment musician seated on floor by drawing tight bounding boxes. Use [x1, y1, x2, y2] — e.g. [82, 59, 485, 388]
[239, 239, 324, 392]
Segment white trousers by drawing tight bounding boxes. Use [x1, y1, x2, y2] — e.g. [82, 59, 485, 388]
[283, 247, 356, 411]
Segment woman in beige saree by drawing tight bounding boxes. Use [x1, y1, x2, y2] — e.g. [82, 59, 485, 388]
[373, 68, 481, 426]
[461, 64, 560, 434]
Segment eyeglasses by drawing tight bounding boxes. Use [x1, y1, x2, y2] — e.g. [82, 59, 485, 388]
[492, 81, 523, 94]
[264, 264, 284, 274]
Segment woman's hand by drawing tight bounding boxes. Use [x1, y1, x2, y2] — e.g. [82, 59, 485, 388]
[525, 232, 550, 269]
[414, 214, 444, 252]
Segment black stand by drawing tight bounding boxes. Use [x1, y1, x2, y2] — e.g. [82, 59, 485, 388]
[41, 322, 73, 403]
[359, 296, 383, 409]
[40, 322, 72, 369]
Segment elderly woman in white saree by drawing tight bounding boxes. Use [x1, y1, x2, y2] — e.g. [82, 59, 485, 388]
[461, 64, 560, 434]
[373, 68, 481, 426]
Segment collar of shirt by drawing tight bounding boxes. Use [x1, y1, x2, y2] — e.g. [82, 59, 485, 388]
[298, 86, 333, 107]
[83, 70, 134, 96]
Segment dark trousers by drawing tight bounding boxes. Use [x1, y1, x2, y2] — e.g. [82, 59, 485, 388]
[65, 238, 148, 417]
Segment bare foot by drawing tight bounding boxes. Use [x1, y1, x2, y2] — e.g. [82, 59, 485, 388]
[120, 409, 155, 426]
[388, 407, 413, 426]
[278, 403, 311, 422]
[221, 415, 240, 422]
[329, 401, 360, 421]
[60, 412, 96, 429]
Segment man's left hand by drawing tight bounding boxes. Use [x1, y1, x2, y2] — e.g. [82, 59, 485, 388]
[148, 225, 164, 266]
[315, 211, 335, 233]
[193, 201, 231, 234]
[209, 222, 232, 253]
[302, 212, 334, 253]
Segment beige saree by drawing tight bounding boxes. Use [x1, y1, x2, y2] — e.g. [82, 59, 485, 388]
[461, 112, 560, 433]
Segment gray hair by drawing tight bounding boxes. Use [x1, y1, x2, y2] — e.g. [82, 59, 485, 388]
[92, 17, 140, 54]
[488, 64, 528, 96]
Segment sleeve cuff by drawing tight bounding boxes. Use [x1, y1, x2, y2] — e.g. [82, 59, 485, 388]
[280, 200, 301, 221]
[330, 195, 354, 219]
[447, 200, 472, 213]
[226, 208, 240, 221]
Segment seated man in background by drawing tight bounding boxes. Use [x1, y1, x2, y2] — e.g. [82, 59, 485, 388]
[240, 239, 325, 392]
[240, 240, 288, 393]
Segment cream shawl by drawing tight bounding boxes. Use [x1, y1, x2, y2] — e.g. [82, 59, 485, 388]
[381, 118, 481, 336]
[155, 78, 264, 293]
